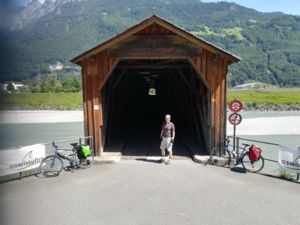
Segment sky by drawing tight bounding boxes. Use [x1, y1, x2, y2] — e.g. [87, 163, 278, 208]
[202, 0, 300, 15]
[14, 0, 300, 15]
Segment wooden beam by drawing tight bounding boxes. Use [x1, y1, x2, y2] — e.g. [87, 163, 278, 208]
[107, 35, 202, 57]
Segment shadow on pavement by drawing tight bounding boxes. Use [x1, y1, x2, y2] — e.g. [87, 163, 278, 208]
[135, 158, 162, 164]
[230, 167, 247, 173]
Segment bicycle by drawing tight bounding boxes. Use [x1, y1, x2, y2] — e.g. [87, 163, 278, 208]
[230, 143, 265, 173]
[205, 140, 265, 173]
[40, 141, 94, 177]
[205, 139, 231, 167]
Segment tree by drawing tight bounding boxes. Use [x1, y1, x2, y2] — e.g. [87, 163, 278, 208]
[7, 82, 15, 93]
[63, 78, 81, 92]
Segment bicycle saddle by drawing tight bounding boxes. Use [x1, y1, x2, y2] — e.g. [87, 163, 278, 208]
[242, 143, 250, 147]
[70, 143, 78, 147]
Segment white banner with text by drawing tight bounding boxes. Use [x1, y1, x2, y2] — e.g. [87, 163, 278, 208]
[278, 145, 300, 173]
[0, 144, 45, 176]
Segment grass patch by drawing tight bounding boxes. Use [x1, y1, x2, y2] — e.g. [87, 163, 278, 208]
[278, 168, 295, 180]
[191, 26, 245, 41]
[227, 90, 300, 105]
[0, 92, 83, 110]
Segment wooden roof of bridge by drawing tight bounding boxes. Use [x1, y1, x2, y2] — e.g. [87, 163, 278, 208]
[71, 15, 240, 64]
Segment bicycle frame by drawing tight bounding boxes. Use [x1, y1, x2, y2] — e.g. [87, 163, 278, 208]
[52, 142, 79, 167]
[229, 144, 248, 165]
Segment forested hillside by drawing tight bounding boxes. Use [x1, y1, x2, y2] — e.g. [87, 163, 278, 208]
[2, 0, 300, 87]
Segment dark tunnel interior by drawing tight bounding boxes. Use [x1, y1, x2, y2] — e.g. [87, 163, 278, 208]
[101, 60, 210, 158]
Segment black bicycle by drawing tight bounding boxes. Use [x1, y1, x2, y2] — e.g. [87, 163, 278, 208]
[232, 143, 265, 173]
[40, 141, 94, 177]
[206, 140, 264, 173]
[205, 139, 231, 167]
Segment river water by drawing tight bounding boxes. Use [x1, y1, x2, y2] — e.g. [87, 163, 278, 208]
[0, 111, 299, 174]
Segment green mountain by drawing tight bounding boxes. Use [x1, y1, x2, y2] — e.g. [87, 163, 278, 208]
[2, 0, 300, 87]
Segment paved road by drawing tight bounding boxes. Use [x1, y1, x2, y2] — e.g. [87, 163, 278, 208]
[0, 159, 299, 225]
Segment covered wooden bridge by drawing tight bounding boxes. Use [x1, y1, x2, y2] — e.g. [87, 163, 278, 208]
[71, 15, 240, 157]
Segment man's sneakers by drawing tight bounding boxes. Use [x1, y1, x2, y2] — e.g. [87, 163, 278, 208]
[160, 157, 171, 165]
[165, 159, 172, 165]
[160, 157, 166, 163]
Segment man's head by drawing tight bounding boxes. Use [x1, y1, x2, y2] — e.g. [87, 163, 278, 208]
[165, 114, 171, 123]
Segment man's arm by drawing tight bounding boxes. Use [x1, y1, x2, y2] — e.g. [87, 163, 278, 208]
[172, 124, 175, 140]
[160, 123, 164, 139]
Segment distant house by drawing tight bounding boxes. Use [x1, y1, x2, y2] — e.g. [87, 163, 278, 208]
[0, 82, 26, 93]
[0, 83, 7, 92]
[232, 82, 278, 90]
[49, 62, 64, 72]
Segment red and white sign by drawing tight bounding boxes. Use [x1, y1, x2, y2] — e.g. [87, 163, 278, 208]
[278, 145, 300, 173]
[229, 99, 243, 112]
[229, 113, 242, 126]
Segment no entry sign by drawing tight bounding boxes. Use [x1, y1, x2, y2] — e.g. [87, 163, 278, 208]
[229, 113, 242, 126]
[229, 99, 243, 112]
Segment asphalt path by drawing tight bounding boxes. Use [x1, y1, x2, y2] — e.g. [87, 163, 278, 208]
[0, 159, 299, 225]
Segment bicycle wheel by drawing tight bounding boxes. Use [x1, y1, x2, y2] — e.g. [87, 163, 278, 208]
[40, 155, 63, 177]
[211, 149, 231, 167]
[241, 153, 264, 173]
[78, 151, 94, 169]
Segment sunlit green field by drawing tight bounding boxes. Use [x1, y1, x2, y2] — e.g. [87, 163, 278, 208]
[227, 90, 300, 105]
[0, 92, 83, 110]
[0, 90, 299, 110]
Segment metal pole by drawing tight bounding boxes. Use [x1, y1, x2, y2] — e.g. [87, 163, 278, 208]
[297, 173, 300, 181]
[236, 136, 240, 161]
[233, 124, 236, 153]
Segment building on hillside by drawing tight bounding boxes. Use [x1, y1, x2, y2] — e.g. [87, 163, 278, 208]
[49, 62, 64, 72]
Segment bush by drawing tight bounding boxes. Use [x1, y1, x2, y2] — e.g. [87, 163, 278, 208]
[63, 78, 81, 92]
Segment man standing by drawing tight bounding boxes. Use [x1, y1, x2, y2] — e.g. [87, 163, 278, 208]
[160, 114, 175, 165]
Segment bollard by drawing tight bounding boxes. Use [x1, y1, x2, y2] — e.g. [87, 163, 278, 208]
[297, 173, 300, 182]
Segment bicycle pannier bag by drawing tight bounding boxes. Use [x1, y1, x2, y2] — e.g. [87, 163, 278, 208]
[78, 145, 91, 158]
[248, 145, 261, 162]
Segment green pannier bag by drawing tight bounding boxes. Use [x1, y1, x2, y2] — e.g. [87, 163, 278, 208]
[81, 145, 91, 157]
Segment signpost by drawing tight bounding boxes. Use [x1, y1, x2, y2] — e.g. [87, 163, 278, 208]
[228, 99, 243, 157]
[228, 113, 242, 126]
[229, 99, 243, 112]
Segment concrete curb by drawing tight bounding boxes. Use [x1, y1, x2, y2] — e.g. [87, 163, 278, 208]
[93, 152, 122, 165]
[193, 155, 210, 164]
[193, 155, 230, 166]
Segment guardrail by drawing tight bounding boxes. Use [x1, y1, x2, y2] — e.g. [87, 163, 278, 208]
[44, 136, 93, 156]
[227, 135, 299, 181]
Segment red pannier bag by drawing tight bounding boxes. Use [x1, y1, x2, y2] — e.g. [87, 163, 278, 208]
[248, 145, 261, 162]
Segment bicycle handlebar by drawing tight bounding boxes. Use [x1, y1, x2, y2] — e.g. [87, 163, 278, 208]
[52, 141, 58, 149]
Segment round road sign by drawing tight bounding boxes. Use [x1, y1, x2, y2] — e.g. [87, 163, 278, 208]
[229, 99, 243, 112]
[229, 113, 242, 125]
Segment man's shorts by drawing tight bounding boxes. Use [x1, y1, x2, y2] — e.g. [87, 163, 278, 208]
[160, 137, 173, 153]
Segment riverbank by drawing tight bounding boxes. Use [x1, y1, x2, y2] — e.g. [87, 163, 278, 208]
[1, 110, 300, 136]
[0, 110, 83, 124]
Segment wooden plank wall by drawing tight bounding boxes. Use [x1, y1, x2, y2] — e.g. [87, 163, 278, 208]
[189, 50, 228, 152]
[82, 50, 117, 155]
